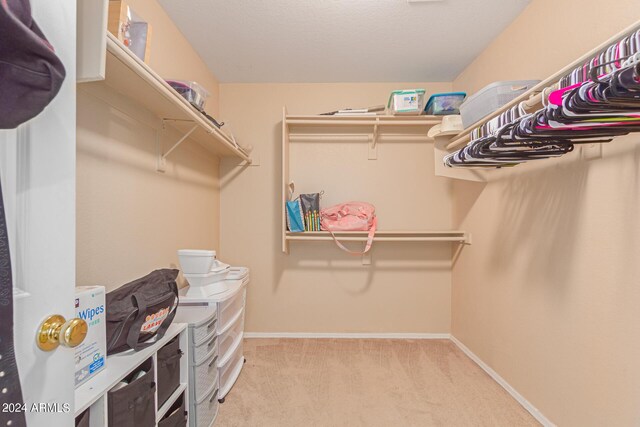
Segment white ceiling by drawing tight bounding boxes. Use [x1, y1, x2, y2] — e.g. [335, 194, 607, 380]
[158, 0, 530, 83]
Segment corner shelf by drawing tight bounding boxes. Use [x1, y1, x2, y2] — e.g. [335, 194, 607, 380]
[281, 107, 469, 253]
[286, 230, 470, 244]
[82, 33, 251, 163]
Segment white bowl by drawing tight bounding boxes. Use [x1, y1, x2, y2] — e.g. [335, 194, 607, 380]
[178, 249, 215, 274]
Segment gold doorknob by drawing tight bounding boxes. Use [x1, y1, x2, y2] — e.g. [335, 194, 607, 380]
[36, 315, 88, 351]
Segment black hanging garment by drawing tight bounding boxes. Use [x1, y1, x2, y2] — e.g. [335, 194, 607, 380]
[0, 0, 66, 129]
[0, 180, 26, 427]
[0, 1, 66, 424]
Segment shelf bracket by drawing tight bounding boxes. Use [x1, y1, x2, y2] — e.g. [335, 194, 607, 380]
[463, 233, 472, 245]
[368, 118, 379, 160]
[157, 124, 198, 172]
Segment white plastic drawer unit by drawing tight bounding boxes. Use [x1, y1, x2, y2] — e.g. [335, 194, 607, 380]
[217, 287, 245, 332]
[190, 312, 218, 344]
[192, 330, 218, 364]
[218, 336, 244, 401]
[217, 308, 244, 361]
[192, 382, 219, 427]
[190, 348, 218, 401]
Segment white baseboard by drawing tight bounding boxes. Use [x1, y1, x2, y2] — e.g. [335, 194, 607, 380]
[244, 332, 451, 339]
[450, 336, 555, 427]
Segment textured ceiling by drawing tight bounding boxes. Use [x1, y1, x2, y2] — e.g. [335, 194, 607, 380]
[158, 0, 530, 83]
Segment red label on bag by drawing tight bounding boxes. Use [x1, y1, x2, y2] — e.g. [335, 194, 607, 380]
[141, 306, 171, 333]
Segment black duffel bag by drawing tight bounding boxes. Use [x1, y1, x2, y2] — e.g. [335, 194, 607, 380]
[106, 269, 180, 355]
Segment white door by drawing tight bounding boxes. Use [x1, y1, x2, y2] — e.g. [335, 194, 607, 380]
[1, 1, 77, 426]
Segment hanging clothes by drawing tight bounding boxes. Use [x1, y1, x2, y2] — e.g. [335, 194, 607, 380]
[447, 29, 640, 169]
[0, 1, 67, 425]
[0, 0, 66, 129]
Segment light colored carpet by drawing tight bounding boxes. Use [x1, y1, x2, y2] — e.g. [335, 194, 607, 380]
[215, 338, 539, 427]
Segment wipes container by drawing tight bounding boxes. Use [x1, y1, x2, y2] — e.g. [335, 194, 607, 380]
[387, 89, 426, 115]
[424, 92, 466, 115]
[75, 286, 107, 388]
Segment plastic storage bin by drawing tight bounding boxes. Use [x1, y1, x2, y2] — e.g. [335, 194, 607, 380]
[218, 311, 244, 360]
[218, 338, 244, 399]
[108, 358, 156, 427]
[217, 288, 246, 332]
[424, 92, 466, 115]
[177, 249, 215, 274]
[191, 349, 218, 399]
[192, 331, 217, 364]
[460, 80, 540, 128]
[157, 335, 183, 407]
[192, 383, 219, 427]
[387, 89, 426, 115]
[189, 310, 217, 345]
[166, 80, 210, 111]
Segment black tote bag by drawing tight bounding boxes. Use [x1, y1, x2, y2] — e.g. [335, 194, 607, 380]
[106, 269, 180, 355]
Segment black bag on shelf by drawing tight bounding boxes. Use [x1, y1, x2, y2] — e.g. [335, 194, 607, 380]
[158, 393, 187, 427]
[108, 358, 156, 427]
[157, 335, 183, 407]
[75, 408, 90, 427]
[106, 269, 179, 355]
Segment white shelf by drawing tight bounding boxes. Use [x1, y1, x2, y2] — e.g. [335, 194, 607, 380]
[156, 382, 188, 422]
[286, 230, 470, 243]
[286, 114, 442, 128]
[281, 107, 469, 253]
[82, 33, 251, 163]
[74, 322, 187, 416]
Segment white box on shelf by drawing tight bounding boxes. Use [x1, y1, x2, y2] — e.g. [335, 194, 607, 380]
[74, 286, 107, 388]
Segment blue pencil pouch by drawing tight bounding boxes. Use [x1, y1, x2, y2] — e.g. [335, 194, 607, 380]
[286, 199, 305, 232]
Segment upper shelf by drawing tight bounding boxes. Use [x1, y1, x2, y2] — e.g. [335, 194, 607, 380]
[83, 33, 251, 163]
[286, 114, 442, 128]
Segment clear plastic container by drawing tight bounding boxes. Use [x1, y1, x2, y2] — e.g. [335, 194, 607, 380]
[424, 92, 466, 115]
[387, 89, 426, 115]
[166, 80, 210, 111]
[460, 80, 540, 128]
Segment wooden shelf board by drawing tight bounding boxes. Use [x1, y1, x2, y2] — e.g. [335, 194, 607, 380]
[286, 230, 469, 243]
[84, 33, 250, 162]
[286, 115, 442, 127]
[74, 323, 187, 416]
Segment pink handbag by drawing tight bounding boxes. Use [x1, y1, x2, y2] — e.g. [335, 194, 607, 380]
[320, 202, 377, 254]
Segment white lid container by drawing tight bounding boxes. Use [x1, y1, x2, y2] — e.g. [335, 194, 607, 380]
[184, 268, 231, 297]
[184, 267, 230, 286]
[178, 249, 216, 274]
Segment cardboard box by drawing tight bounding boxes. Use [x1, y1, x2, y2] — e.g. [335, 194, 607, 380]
[74, 286, 106, 388]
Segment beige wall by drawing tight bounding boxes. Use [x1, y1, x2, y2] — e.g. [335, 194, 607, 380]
[219, 83, 456, 333]
[451, 0, 640, 425]
[77, 0, 222, 290]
